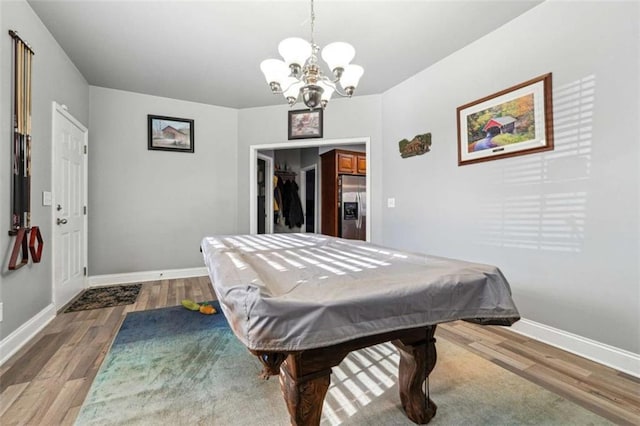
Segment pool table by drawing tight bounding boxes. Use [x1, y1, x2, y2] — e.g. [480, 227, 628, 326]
[201, 233, 519, 425]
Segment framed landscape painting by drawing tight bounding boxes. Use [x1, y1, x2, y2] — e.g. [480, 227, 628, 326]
[148, 115, 194, 153]
[457, 73, 554, 166]
[288, 109, 323, 140]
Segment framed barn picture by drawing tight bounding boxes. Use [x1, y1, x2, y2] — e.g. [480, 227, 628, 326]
[457, 73, 554, 166]
[288, 109, 323, 140]
[148, 115, 194, 153]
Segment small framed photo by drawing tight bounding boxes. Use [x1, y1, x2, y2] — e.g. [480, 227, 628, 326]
[148, 115, 194, 153]
[288, 109, 323, 140]
[457, 73, 554, 166]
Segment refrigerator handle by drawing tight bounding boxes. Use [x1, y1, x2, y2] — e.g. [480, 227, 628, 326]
[356, 192, 362, 229]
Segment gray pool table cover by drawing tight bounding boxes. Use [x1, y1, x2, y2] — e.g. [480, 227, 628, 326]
[201, 233, 520, 352]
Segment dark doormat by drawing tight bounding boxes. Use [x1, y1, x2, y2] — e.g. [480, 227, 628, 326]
[64, 284, 142, 313]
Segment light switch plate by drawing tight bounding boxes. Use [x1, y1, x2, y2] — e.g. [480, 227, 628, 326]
[387, 198, 396, 208]
[42, 191, 52, 206]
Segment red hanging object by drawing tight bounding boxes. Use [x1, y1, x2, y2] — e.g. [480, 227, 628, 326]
[8, 228, 29, 270]
[29, 225, 43, 262]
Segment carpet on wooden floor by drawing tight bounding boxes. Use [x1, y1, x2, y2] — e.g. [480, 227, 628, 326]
[75, 302, 611, 425]
[64, 284, 141, 313]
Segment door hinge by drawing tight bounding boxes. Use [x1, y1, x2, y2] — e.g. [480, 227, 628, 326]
[83, 205, 87, 215]
[83, 267, 87, 276]
[84, 145, 87, 154]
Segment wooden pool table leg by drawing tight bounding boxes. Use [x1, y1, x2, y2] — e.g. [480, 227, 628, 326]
[251, 349, 332, 425]
[251, 326, 437, 425]
[392, 325, 438, 424]
[279, 361, 331, 426]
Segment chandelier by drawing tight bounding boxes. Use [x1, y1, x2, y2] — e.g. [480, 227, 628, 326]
[260, 0, 364, 110]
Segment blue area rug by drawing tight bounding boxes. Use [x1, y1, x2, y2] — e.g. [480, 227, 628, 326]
[76, 303, 611, 425]
[76, 302, 287, 425]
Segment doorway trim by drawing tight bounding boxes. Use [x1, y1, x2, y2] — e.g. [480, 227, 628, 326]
[249, 137, 371, 241]
[257, 153, 274, 234]
[51, 102, 88, 309]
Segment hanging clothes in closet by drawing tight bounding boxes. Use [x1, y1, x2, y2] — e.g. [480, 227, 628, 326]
[273, 175, 283, 225]
[283, 179, 304, 229]
[275, 174, 304, 229]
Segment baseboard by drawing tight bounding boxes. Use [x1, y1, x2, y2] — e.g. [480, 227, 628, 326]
[88, 267, 208, 287]
[0, 303, 56, 366]
[510, 318, 640, 378]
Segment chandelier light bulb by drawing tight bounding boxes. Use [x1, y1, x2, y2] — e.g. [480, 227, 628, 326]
[318, 81, 335, 109]
[278, 37, 312, 70]
[340, 64, 364, 94]
[321, 42, 355, 73]
[318, 81, 335, 101]
[283, 79, 304, 102]
[260, 59, 288, 85]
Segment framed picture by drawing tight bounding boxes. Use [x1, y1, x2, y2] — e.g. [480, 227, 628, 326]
[457, 73, 554, 166]
[148, 115, 194, 153]
[288, 109, 323, 140]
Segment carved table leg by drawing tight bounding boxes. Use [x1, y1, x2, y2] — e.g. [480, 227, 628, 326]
[251, 350, 287, 379]
[392, 326, 438, 424]
[279, 360, 331, 426]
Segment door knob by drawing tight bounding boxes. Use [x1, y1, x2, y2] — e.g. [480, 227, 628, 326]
[57, 218, 68, 225]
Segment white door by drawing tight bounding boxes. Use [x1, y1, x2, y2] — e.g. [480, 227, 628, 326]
[52, 103, 88, 309]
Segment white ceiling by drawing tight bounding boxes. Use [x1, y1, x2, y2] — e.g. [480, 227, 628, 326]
[27, 0, 543, 109]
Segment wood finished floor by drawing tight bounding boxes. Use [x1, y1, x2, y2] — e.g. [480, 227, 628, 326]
[1, 277, 638, 425]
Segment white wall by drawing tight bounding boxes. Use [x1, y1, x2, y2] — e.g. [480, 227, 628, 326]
[238, 95, 383, 241]
[88, 87, 238, 275]
[381, 1, 639, 353]
[0, 0, 89, 340]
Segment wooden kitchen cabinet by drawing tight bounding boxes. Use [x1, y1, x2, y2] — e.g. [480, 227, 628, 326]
[356, 154, 367, 174]
[320, 149, 367, 237]
[337, 151, 356, 174]
[335, 150, 367, 175]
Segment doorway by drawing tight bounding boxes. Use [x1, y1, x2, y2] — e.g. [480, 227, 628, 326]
[257, 158, 266, 234]
[301, 165, 317, 233]
[249, 137, 371, 241]
[52, 102, 88, 309]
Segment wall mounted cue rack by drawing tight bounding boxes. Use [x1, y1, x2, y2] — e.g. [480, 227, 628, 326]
[8, 30, 42, 270]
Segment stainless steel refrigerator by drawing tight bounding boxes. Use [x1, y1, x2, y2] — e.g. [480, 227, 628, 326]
[339, 175, 366, 240]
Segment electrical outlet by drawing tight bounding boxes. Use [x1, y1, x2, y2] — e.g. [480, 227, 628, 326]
[387, 198, 396, 208]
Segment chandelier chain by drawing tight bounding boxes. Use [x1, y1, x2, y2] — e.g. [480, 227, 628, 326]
[310, 0, 315, 47]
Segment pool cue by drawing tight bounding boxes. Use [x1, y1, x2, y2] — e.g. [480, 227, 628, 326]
[18, 39, 26, 229]
[24, 41, 32, 228]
